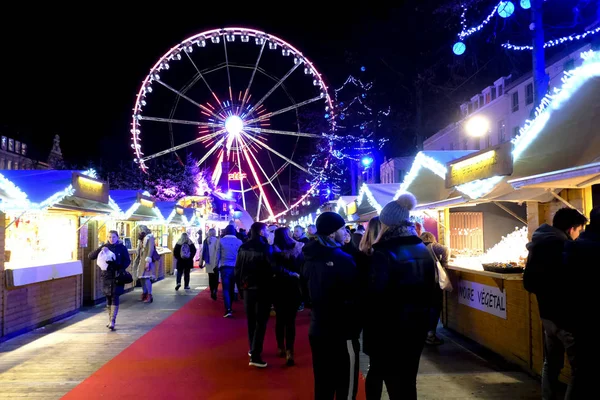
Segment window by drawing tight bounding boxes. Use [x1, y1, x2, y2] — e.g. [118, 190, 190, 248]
[487, 132, 493, 148]
[468, 102, 473, 114]
[484, 93, 491, 104]
[498, 120, 506, 143]
[491, 87, 497, 100]
[479, 95, 484, 107]
[513, 126, 520, 138]
[473, 100, 479, 110]
[498, 85, 503, 96]
[525, 83, 534, 105]
[564, 59, 575, 72]
[512, 92, 519, 112]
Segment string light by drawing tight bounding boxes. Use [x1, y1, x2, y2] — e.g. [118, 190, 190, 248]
[502, 27, 600, 51]
[457, 2, 501, 41]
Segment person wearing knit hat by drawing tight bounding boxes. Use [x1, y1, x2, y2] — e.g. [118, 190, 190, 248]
[302, 211, 361, 399]
[363, 191, 437, 399]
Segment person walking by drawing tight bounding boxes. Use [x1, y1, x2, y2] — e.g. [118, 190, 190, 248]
[135, 225, 157, 303]
[272, 227, 304, 366]
[524, 207, 587, 399]
[216, 224, 243, 318]
[363, 193, 436, 400]
[173, 232, 197, 291]
[89, 230, 131, 330]
[303, 211, 361, 400]
[235, 222, 275, 368]
[202, 228, 219, 300]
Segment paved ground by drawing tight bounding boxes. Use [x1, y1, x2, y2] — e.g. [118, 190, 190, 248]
[0, 269, 542, 399]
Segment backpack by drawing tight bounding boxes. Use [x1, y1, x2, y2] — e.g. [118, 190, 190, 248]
[181, 242, 191, 259]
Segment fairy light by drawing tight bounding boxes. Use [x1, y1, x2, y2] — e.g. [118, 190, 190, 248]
[393, 152, 448, 200]
[502, 27, 600, 51]
[457, 2, 501, 41]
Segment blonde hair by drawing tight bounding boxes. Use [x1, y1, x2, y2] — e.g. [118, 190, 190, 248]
[359, 216, 382, 254]
[420, 232, 437, 243]
[177, 232, 191, 245]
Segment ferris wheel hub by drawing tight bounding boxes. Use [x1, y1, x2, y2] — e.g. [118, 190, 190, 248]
[224, 115, 244, 136]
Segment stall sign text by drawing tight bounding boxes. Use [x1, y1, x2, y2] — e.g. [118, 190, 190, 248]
[458, 279, 506, 319]
[228, 172, 247, 180]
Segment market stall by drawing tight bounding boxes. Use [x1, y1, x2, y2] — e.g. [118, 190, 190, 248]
[0, 170, 114, 340]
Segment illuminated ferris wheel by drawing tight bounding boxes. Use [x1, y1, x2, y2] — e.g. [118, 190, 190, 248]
[130, 27, 334, 221]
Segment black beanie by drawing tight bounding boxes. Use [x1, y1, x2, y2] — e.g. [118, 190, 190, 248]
[316, 212, 346, 236]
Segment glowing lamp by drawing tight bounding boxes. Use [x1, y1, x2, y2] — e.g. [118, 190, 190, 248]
[498, 1, 515, 18]
[361, 156, 373, 167]
[453, 42, 466, 55]
[465, 115, 490, 137]
[520, 0, 530, 9]
[224, 115, 243, 136]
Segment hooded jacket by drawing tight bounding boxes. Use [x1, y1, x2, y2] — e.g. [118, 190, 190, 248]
[523, 223, 570, 328]
[302, 238, 360, 340]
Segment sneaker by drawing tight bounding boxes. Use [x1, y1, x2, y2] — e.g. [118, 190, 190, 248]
[175, 284, 181, 291]
[223, 311, 233, 318]
[249, 359, 268, 368]
[248, 351, 252, 357]
[298, 303, 305, 312]
[184, 286, 191, 290]
[425, 334, 444, 346]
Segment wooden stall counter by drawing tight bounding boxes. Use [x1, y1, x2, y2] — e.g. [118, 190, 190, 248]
[444, 263, 532, 373]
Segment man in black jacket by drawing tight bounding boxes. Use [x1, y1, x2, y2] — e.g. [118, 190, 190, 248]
[303, 212, 360, 400]
[524, 207, 587, 399]
[235, 222, 274, 368]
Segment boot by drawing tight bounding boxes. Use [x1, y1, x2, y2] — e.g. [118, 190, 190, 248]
[106, 305, 112, 328]
[109, 305, 119, 331]
[285, 350, 295, 366]
[276, 347, 285, 358]
[141, 293, 147, 302]
[144, 294, 153, 303]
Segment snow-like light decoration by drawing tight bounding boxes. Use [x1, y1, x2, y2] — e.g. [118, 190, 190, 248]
[393, 152, 447, 200]
[356, 183, 384, 214]
[480, 226, 528, 264]
[502, 27, 600, 51]
[82, 169, 98, 179]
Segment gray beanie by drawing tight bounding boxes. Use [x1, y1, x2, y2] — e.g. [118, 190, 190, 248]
[379, 192, 417, 227]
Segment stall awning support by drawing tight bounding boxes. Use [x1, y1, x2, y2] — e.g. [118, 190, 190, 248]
[576, 173, 600, 188]
[492, 202, 527, 226]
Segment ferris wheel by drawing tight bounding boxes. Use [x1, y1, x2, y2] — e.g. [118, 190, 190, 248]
[130, 27, 335, 221]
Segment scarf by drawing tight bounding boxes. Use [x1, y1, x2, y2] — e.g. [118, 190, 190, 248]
[316, 234, 341, 249]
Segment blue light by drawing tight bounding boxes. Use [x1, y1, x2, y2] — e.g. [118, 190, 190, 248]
[361, 157, 373, 167]
[324, 113, 330, 119]
[520, 0, 530, 9]
[361, 93, 366, 98]
[453, 42, 466, 55]
[498, 1, 515, 18]
[360, 66, 366, 72]
[340, 113, 345, 120]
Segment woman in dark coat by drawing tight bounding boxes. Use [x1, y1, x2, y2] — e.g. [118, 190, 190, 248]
[363, 193, 436, 400]
[272, 227, 304, 366]
[89, 230, 131, 331]
[173, 232, 197, 291]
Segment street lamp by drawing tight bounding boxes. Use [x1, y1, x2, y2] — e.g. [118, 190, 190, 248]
[465, 115, 490, 137]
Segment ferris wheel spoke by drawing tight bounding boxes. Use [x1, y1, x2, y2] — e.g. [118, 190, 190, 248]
[243, 127, 322, 139]
[242, 147, 275, 219]
[234, 136, 247, 210]
[241, 41, 266, 109]
[244, 95, 323, 124]
[184, 50, 222, 106]
[138, 115, 220, 128]
[155, 79, 224, 121]
[246, 62, 301, 116]
[141, 130, 224, 162]
[197, 135, 226, 166]
[242, 140, 289, 210]
[241, 131, 310, 174]
[223, 39, 234, 103]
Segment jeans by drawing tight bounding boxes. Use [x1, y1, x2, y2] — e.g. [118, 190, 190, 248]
[541, 318, 576, 400]
[141, 278, 152, 294]
[365, 332, 426, 400]
[274, 298, 299, 351]
[106, 295, 120, 306]
[176, 267, 191, 287]
[208, 272, 219, 296]
[244, 289, 271, 360]
[220, 266, 235, 312]
[309, 336, 360, 400]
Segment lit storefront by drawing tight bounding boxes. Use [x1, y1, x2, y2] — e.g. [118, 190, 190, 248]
[0, 170, 113, 340]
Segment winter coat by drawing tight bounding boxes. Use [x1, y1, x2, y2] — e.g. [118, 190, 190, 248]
[174, 240, 197, 271]
[217, 235, 243, 268]
[423, 241, 450, 268]
[89, 241, 131, 297]
[273, 241, 304, 305]
[523, 223, 571, 328]
[202, 236, 219, 273]
[363, 225, 436, 357]
[235, 236, 274, 291]
[136, 234, 157, 279]
[302, 238, 360, 340]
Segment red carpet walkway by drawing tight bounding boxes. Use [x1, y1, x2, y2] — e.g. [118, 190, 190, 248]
[63, 289, 366, 400]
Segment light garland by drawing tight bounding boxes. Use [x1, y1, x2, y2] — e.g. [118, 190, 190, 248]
[393, 152, 448, 200]
[502, 27, 600, 51]
[457, 2, 501, 41]
[356, 183, 384, 214]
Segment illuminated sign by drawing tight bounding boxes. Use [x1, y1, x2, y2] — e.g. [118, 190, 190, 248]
[176, 206, 184, 215]
[228, 172, 247, 180]
[446, 142, 513, 188]
[137, 192, 155, 209]
[72, 172, 109, 204]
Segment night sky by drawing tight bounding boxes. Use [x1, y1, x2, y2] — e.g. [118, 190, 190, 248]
[1, 2, 598, 167]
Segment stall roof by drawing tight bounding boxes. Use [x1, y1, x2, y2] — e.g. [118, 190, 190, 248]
[1, 170, 77, 204]
[509, 161, 600, 190]
[110, 190, 162, 221]
[155, 201, 177, 223]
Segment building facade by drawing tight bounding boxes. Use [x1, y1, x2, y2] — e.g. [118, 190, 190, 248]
[0, 134, 63, 170]
[424, 43, 593, 152]
[380, 156, 415, 184]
